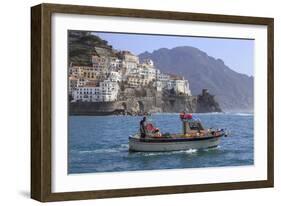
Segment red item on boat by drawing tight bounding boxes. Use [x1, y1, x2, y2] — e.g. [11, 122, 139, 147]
[180, 113, 193, 119]
[146, 123, 155, 131]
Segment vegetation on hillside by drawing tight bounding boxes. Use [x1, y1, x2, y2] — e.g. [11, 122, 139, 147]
[68, 30, 112, 66]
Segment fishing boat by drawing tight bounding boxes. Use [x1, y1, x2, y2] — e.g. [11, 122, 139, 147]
[129, 113, 227, 152]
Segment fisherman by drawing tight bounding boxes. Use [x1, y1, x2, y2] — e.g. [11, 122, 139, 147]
[180, 111, 186, 120]
[140, 116, 147, 138]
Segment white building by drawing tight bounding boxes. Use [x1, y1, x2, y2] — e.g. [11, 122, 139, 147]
[77, 78, 88, 87]
[156, 72, 170, 81]
[142, 59, 154, 67]
[72, 80, 119, 102]
[109, 57, 122, 71]
[69, 66, 93, 78]
[154, 80, 163, 92]
[106, 71, 121, 82]
[121, 51, 139, 76]
[69, 76, 78, 94]
[139, 66, 157, 81]
[164, 79, 191, 95]
[72, 86, 101, 102]
[127, 74, 150, 88]
[100, 80, 119, 101]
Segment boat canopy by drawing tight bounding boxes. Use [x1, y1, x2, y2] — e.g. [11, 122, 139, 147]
[180, 113, 204, 133]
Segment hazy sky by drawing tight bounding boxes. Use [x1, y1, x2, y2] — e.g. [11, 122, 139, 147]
[92, 32, 254, 76]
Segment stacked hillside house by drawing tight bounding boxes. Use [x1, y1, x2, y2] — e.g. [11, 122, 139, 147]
[69, 46, 192, 103]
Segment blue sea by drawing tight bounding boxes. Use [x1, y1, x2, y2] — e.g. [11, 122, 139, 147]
[68, 113, 253, 174]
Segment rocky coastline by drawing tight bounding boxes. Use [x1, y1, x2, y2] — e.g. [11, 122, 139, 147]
[69, 88, 222, 116]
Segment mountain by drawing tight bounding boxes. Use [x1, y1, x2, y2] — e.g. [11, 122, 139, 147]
[139, 46, 253, 112]
[68, 30, 112, 66]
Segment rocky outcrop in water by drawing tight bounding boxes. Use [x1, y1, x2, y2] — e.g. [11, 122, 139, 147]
[196, 89, 222, 113]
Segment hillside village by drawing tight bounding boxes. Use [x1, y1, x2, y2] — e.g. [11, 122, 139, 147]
[68, 31, 222, 115]
[69, 46, 192, 103]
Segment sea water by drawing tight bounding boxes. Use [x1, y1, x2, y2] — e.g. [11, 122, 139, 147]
[68, 113, 253, 174]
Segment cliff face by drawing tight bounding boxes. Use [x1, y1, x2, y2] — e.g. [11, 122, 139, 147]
[69, 88, 222, 115]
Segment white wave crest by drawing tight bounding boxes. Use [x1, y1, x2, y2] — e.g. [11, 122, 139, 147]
[203, 145, 220, 151]
[143, 149, 198, 156]
[79, 144, 129, 154]
[233, 113, 253, 116]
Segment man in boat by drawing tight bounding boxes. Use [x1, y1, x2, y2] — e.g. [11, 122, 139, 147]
[140, 117, 147, 138]
[180, 111, 186, 120]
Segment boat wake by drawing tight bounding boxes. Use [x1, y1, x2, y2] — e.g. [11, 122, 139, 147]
[142, 145, 221, 157]
[203, 145, 221, 151]
[76, 144, 219, 156]
[78, 144, 129, 154]
[143, 149, 198, 157]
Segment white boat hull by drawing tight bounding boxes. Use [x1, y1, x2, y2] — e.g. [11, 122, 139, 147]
[129, 136, 221, 152]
